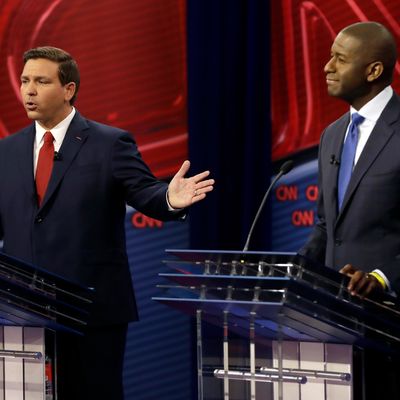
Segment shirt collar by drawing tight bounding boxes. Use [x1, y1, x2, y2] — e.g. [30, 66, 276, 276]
[35, 107, 76, 147]
[350, 85, 393, 122]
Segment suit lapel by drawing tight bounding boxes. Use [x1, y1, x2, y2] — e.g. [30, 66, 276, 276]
[17, 125, 36, 200]
[336, 94, 400, 222]
[325, 114, 349, 221]
[39, 113, 89, 210]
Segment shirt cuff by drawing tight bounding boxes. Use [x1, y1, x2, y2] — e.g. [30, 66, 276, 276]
[372, 268, 391, 291]
[166, 190, 182, 212]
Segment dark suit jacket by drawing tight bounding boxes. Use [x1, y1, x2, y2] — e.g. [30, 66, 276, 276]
[0, 111, 182, 325]
[299, 92, 400, 295]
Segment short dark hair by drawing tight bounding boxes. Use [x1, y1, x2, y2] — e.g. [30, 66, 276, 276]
[23, 46, 80, 105]
[341, 22, 397, 85]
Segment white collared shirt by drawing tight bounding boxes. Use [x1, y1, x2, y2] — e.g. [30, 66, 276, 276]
[33, 107, 76, 175]
[348, 85, 393, 165]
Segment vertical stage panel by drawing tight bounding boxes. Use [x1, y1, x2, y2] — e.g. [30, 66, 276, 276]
[325, 343, 352, 400]
[273, 341, 352, 400]
[273, 341, 300, 400]
[0, 327, 45, 400]
[299, 342, 325, 399]
[4, 326, 24, 400]
[24, 327, 45, 400]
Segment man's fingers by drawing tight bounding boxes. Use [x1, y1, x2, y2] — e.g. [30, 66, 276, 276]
[191, 193, 207, 203]
[340, 265, 383, 299]
[350, 271, 369, 294]
[174, 160, 191, 179]
[174, 161, 213, 185]
[196, 178, 215, 190]
[193, 185, 214, 197]
[347, 271, 361, 291]
[339, 263, 355, 275]
[349, 273, 381, 298]
[192, 170, 211, 183]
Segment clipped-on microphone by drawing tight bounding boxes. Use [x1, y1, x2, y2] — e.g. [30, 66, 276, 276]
[242, 160, 294, 252]
[54, 151, 62, 161]
[330, 154, 340, 166]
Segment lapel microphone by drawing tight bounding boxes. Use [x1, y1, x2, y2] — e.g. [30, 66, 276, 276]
[330, 154, 340, 166]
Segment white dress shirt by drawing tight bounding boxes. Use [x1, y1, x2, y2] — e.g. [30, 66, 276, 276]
[348, 85, 393, 166]
[33, 107, 76, 175]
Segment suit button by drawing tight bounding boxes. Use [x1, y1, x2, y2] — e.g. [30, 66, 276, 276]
[35, 216, 43, 223]
[334, 239, 342, 246]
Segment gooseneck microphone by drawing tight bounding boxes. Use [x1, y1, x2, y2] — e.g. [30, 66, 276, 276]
[242, 160, 294, 252]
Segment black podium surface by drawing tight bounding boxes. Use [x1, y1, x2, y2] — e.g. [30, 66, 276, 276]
[0, 251, 93, 334]
[154, 249, 400, 353]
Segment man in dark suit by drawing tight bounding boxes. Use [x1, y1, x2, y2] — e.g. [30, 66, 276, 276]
[0, 46, 214, 399]
[299, 22, 400, 398]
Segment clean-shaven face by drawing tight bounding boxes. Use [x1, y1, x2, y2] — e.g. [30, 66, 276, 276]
[20, 58, 74, 129]
[324, 32, 371, 107]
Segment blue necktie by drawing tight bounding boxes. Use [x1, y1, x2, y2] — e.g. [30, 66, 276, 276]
[337, 113, 365, 209]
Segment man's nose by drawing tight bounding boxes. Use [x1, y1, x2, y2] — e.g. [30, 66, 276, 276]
[324, 57, 335, 73]
[24, 82, 37, 95]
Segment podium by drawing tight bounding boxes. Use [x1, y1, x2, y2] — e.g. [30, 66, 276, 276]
[0, 251, 93, 399]
[153, 250, 400, 400]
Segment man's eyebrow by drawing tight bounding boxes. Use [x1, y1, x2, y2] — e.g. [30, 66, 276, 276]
[20, 74, 49, 79]
[331, 49, 347, 57]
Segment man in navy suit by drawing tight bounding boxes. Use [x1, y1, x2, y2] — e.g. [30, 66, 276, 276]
[0, 46, 214, 399]
[299, 22, 400, 398]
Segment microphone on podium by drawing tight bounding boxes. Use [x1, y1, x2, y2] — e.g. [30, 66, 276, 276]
[242, 160, 294, 252]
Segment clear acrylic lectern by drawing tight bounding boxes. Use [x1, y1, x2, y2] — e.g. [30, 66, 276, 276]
[154, 250, 400, 400]
[0, 251, 93, 399]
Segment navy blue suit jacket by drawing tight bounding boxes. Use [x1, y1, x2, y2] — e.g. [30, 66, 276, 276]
[0, 112, 182, 325]
[300, 93, 400, 294]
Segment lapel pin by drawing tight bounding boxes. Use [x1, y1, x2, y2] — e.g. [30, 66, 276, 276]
[75, 136, 82, 140]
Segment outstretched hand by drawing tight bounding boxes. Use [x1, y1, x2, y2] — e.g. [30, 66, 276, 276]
[340, 264, 383, 299]
[167, 160, 215, 209]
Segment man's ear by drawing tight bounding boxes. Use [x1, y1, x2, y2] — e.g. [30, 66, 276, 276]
[366, 61, 384, 82]
[64, 82, 76, 102]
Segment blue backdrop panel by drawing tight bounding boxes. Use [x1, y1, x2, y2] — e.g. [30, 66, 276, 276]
[271, 158, 318, 252]
[123, 208, 193, 399]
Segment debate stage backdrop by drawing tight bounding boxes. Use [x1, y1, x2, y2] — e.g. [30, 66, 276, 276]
[1, 0, 400, 398]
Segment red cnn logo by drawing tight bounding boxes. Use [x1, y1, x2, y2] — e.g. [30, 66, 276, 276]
[292, 210, 314, 226]
[131, 212, 163, 229]
[305, 185, 318, 202]
[275, 185, 298, 201]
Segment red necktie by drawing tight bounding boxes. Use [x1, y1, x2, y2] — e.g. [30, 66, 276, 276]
[36, 131, 54, 206]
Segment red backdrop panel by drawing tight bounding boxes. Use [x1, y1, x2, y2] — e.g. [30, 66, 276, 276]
[271, 0, 400, 161]
[0, 0, 187, 178]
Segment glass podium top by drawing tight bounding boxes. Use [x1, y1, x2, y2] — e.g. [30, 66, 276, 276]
[153, 249, 400, 353]
[0, 251, 93, 334]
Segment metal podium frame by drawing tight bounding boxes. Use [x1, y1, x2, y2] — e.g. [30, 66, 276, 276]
[153, 250, 400, 400]
[0, 251, 93, 399]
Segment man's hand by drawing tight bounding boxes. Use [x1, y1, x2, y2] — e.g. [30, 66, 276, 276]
[167, 160, 215, 209]
[339, 264, 383, 298]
